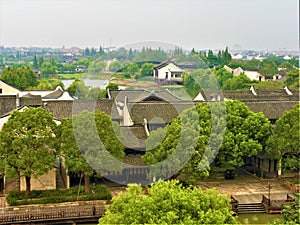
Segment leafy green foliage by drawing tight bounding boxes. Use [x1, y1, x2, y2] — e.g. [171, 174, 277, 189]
[1, 66, 38, 90]
[7, 185, 112, 206]
[284, 69, 299, 88]
[106, 82, 119, 91]
[40, 62, 57, 78]
[222, 73, 253, 90]
[143, 101, 271, 183]
[270, 193, 299, 225]
[0, 107, 58, 197]
[88, 60, 106, 74]
[266, 104, 299, 173]
[214, 68, 233, 88]
[108, 60, 122, 72]
[134, 48, 168, 62]
[99, 180, 238, 224]
[258, 60, 278, 78]
[58, 110, 125, 192]
[140, 63, 154, 77]
[67, 79, 106, 99]
[143, 103, 226, 184]
[228, 58, 261, 70]
[217, 101, 272, 167]
[183, 69, 218, 97]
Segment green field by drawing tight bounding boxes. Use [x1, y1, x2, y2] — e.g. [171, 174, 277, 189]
[58, 73, 86, 80]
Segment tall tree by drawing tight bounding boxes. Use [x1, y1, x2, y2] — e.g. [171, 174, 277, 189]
[99, 180, 238, 224]
[33, 55, 38, 69]
[0, 107, 58, 197]
[217, 100, 272, 167]
[59, 110, 125, 192]
[266, 104, 299, 176]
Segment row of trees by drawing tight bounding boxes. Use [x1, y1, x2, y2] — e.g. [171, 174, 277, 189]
[0, 108, 125, 197]
[0, 66, 64, 90]
[143, 101, 299, 184]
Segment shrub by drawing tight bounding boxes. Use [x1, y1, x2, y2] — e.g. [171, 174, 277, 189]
[6, 185, 112, 206]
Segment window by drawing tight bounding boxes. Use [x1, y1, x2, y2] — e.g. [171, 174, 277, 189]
[165, 72, 168, 79]
[0, 88, 2, 94]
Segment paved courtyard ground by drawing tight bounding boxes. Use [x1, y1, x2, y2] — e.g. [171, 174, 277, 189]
[197, 167, 294, 203]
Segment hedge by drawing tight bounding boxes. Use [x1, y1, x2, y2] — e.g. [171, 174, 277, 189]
[7, 185, 112, 206]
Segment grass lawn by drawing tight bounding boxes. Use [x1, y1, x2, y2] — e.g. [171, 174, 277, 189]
[58, 73, 85, 80]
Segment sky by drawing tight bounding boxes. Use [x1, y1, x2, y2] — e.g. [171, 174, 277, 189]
[0, 0, 299, 51]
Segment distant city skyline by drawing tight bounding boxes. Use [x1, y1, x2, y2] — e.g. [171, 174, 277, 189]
[0, 0, 298, 51]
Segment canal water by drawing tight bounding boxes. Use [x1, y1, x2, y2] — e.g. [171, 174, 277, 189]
[75, 213, 282, 225]
[62, 79, 108, 89]
[237, 213, 282, 224]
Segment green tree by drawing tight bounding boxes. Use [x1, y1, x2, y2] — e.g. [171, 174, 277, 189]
[59, 111, 125, 193]
[33, 55, 38, 69]
[279, 62, 295, 72]
[217, 101, 272, 167]
[88, 60, 106, 74]
[288, 57, 299, 68]
[266, 104, 299, 176]
[1, 66, 38, 90]
[140, 63, 154, 77]
[0, 107, 58, 197]
[134, 48, 167, 62]
[67, 79, 89, 99]
[222, 73, 253, 90]
[126, 63, 139, 76]
[108, 61, 122, 72]
[183, 69, 218, 97]
[99, 180, 238, 224]
[143, 103, 225, 184]
[215, 68, 233, 88]
[40, 62, 57, 78]
[258, 60, 278, 78]
[144, 101, 271, 183]
[284, 69, 299, 88]
[106, 83, 119, 91]
[206, 50, 219, 68]
[38, 56, 44, 69]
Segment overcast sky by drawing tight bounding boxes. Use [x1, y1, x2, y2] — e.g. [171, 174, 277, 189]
[0, 0, 298, 51]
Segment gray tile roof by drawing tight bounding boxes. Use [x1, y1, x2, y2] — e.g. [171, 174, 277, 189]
[121, 126, 147, 150]
[128, 102, 194, 125]
[244, 101, 298, 120]
[109, 89, 181, 103]
[44, 99, 120, 120]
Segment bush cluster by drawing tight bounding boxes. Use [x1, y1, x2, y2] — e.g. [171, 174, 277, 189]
[6, 185, 112, 206]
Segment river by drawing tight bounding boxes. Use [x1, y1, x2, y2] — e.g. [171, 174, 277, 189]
[62, 79, 108, 89]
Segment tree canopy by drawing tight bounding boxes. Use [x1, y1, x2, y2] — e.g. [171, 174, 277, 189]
[58, 110, 125, 192]
[67, 79, 106, 99]
[0, 107, 58, 197]
[40, 62, 57, 78]
[99, 180, 238, 224]
[1, 66, 38, 90]
[266, 104, 299, 175]
[143, 101, 271, 184]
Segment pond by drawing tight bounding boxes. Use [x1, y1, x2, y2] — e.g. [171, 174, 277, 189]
[237, 213, 282, 224]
